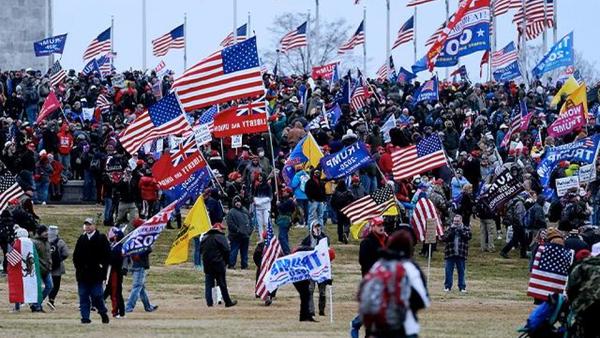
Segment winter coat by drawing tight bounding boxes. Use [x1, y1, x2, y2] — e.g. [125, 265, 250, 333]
[57, 127, 74, 155]
[0, 210, 14, 244]
[226, 206, 252, 239]
[441, 225, 472, 259]
[138, 176, 159, 201]
[359, 231, 387, 277]
[129, 251, 151, 270]
[331, 188, 355, 226]
[49, 160, 64, 185]
[34, 160, 53, 183]
[49, 236, 69, 276]
[201, 229, 230, 273]
[205, 196, 224, 224]
[300, 232, 329, 249]
[503, 197, 526, 228]
[528, 202, 547, 230]
[33, 235, 52, 277]
[72, 231, 111, 284]
[290, 171, 309, 200]
[566, 256, 600, 317]
[305, 177, 326, 202]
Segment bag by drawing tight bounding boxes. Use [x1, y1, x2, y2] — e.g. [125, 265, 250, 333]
[358, 259, 410, 332]
[50, 238, 61, 271]
[522, 206, 535, 230]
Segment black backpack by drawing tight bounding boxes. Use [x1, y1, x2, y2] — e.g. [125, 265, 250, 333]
[50, 238, 61, 271]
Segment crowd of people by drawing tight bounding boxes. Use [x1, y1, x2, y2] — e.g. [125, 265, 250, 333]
[1, 64, 600, 337]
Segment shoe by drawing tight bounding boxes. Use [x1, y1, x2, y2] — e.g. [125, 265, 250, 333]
[300, 316, 319, 322]
[225, 300, 238, 308]
[145, 305, 158, 312]
[499, 252, 509, 259]
[10, 308, 20, 313]
[227, 265, 235, 270]
[113, 314, 125, 319]
[350, 326, 359, 338]
[81, 319, 92, 324]
[125, 308, 133, 313]
[444, 288, 451, 292]
[46, 301, 56, 311]
[265, 298, 272, 306]
[460, 289, 467, 294]
[100, 312, 110, 324]
[319, 310, 325, 316]
[42, 202, 46, 206]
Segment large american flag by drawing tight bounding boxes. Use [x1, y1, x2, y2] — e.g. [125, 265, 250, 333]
[0, 173, 25, 213]
[338, 21, 365, 54]
[255, 219, 282, 300]
[492, 41, 519, 68]
[119, 93, 191, 154]
[513, 0, 555, 40]
[392, 135, 448, 181]
[279, 22, 308, 53]
[407, 0, 437, 7]
[49, 61, 66, 87]
[152, 24, 185, 57]
[83, 27, 111, 60]
[350, 76, 368, 112]
[341, 185, 395, 224]
[220, 24, 248, 47]
[392, 16, 414, 49]
[527, 244, 573, 301]
[411, 197, 444, 242]
[493, 0, 521, 16]
[172, 37, 265, 112]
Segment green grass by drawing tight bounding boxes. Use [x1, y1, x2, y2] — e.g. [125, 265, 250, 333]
[0, 205, 535, 337]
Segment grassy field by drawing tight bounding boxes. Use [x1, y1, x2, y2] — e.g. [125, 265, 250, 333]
[0, 205, 534, 337]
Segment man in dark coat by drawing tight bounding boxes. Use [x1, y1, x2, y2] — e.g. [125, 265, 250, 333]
[226, 195, 252, 269]
[200, 223, 237, 307]
[73, 217, 111, 324]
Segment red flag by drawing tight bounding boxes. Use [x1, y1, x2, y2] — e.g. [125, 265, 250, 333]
[480, 50, 490, 78]
[36, 92, 61, 124]
[426, 0, 474, 71]
[212, 98, 269, 138]
[152, 136, 207, 189]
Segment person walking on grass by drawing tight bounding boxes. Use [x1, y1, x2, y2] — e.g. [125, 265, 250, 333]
[201, 222, 237, 308]
[442, 215, 472, 293]
[47, 225, 69, 310]
[125, 219, 159, 313]
[31, 225, 52, 312]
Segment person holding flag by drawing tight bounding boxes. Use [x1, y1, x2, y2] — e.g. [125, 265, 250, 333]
[300, 222, 331, 317]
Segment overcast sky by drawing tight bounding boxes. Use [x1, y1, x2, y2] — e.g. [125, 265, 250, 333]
[53, 0, 599, 82]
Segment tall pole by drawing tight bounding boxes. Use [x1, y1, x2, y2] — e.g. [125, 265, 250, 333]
[183, 13, 187, 70]
[306, 10, 311, 74]
[233, 0, 238, 43]
[490, 0, 497, 81]
[445, 0, 450, 79]
[386, 0, 391, 75]
[315, 0, 320, 65]
[142, 0, 147, 71]
[553, 0, 557, 44]
[46, 0, 53, 69]
[542, 0, 547, 53]
[521, 0, 528, 85]
[363, 6, 367, 76]
[111, 15, 115, 70]
[413, 7, 417, 63]
[247, 11, 251, 36]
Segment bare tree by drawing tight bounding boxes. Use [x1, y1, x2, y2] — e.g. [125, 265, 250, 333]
[524, 44, 599, 85]
[261, 12, 359, 75]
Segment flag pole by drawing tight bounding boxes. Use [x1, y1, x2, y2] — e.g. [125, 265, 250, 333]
[142, 0, 147, 71]
[363, 6, 367, 76]
[444, 0, 450, 80]
[111, 16, 115, 70]
[46, 0, 53, 70]
[542, 0, 547, 54]
[413, 7, 417, 63]
[315, 0, 320, 63]
[553, 0, 558, 44]
[328, 285, 333, 324]
[386, 0, 391, 76]
[183, 13, 188, 71]
[521, 0, 528, 85]
[247, 11, 251, 36]
[267, 123, 280, 203]
[306, 10, 311, 75]
[232, 0, 238, 44]
[491, 0, 497, 80]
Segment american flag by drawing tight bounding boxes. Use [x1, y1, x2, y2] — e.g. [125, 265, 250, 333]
[411, 197, 444, 242]
[169, 135, 198, 166]
[527, 244, 573, 301]
[97, 53, 114, 77]
[407, 0, 437, 7]
[500, 106, 524, 147]
[350, 75, 368, 112]
[492, 42, 519, 68]
[6, 245, 22, 266]
[279, 22, 308, 53]
[199, 105, 219, 132]
[426, 21, 447, 47]
[493, 0, 521, 16]
[513, 0, 555, 40]
[96, 93, 111, 113]
[119, 93, 191, 154]
[83, 27, 111, 60]
[172, 37, 265, 112]
[376, 56, 395, 82]
[255, 219, 282, 300]
[220, 24, 248, 47]
[152, 24, 185, 57]
[0, 173, 25, 213]
[392, 16, 414, 49]
[49, 61, 66, 87]
[338, 21, 365, 54]
[341, 185, 396, 224]
[392, 135, 448, 181]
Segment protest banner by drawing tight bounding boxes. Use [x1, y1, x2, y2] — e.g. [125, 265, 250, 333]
[311, 62, 338, 81]
[33, 34, 67, 56]
[578, 164, 597, 183]
[319, 141, 374, 180]
[555, 176, 579, 197]
[481, 168, 524, 210]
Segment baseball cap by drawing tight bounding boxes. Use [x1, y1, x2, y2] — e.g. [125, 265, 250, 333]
[84, 217, 94, 225]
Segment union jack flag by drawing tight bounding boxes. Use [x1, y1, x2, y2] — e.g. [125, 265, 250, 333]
[170, 135, 198, 166]
[235, 96, 267, 117]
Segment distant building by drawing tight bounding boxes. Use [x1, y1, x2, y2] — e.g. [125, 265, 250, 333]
[0, 0, 52, 71]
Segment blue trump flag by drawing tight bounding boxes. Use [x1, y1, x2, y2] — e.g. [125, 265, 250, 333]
[537, 134, 600, 198]
[320, 141, 374, 180]
[163, 167, 212, 208]
[33, 34, 67, 56]
[493, 61, 522, 82]
[412, 56, 428, 74]
[532, 32, 574, 79]
[397, 67, 417, 84]
[325, 103, 341, 128]
[82, 59, 101, 76]
[413, 77, 439, 105]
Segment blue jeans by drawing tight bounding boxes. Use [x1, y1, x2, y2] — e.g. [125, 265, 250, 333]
[126, 268, 153, 312]
[58, 153, 71, 172]
[444, 257, 466, 291]
[193, 236, 202, 267]
[277, 217, 291, 255]
[325, 196, 337, 225]
[26, 104, 37, 125]
[33, 273, 53, 310]
[228, 236, 249, 269]
[78, 281, 108, 320]
[360, 174, 377, 194]
[308, 201, 325, 230]
[35, 181, 49, 203]
[83, 170, 95, 201]
[298, 199, 309, 225]
[103, 197, 113, 225]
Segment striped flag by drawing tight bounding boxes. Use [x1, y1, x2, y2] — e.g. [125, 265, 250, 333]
[411, 197, 444, 242]
[171, 37, 265, 112]
[500, 106, 523, 147]
[6, 246, 22, 266]
[255, 219, 283, 300]
[199, 105, 219, 132]
[494, 0, 521, 16]
[492, 42, 519, 68]
[83, 27, 111, 60]
[407, 0, 437, 7]
[97, 53, 114, 77]
[392, 135, 448, 181]
[96, 93, 111, 113]
[49, 61, 66, 87]
[392, 16, 414, 49]
[513, 0, 555, 41]
[220, 24, 248, 47]
[350, 75, 368, 112]
[426, 21, 447, 47]
[152, 24, 185, 57]
[118, 93, 191, 154]
[338, 21, 365, 54]
[279, 22, 308, 53]
[341, 185, 396, 224]
[527, 244, 573, 301]
[0, 174, 24, 213]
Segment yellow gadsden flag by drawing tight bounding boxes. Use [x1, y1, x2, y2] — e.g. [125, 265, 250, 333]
[551, 76, 579, 107]
[349, 205, 399, 240]
[559, 84, 588, 118]
[164, 196, 211, 265]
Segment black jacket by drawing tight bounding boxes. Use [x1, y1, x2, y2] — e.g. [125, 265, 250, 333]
[201, 229, 230, 273]
[359, 232, 386, 277]
[72, 231, 111, 283]
[304, 177, 326, 202]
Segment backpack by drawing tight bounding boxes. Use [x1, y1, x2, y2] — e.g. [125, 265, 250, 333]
[50, 238, 61, 271]
[358, 259, 411, 333]
[522, 205, 536, 230]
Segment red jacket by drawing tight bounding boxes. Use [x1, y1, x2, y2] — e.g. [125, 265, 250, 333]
[57, 125, 73, 155]
[378, 152, 394, 175]
[138, 176, 159, 201]
[49, 160, 64, 185]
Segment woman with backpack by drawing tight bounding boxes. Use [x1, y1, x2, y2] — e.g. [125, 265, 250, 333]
[47, 225, 69, 310]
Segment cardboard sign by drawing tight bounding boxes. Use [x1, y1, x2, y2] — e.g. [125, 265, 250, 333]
[231, 135, 243, 148]
[425, 219, 438, 244]
[112, 74, 125, 88]
[579, 164, 597, 183]
[194, 124, 212, 147]
[556, 176, 580, 197]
